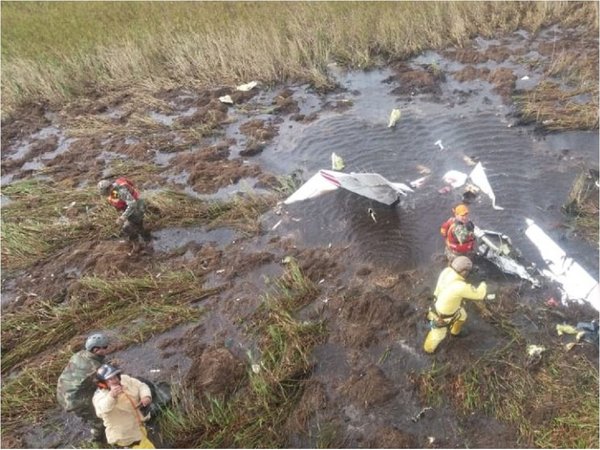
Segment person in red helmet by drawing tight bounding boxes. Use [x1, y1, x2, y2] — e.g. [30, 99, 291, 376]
[440, 203, 476, 261]
[97, 178, 151, 254]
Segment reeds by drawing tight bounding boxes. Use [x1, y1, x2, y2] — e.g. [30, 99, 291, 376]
[414, 309, 599, 448]
[1, 270, 217, 431]
[3, 2, 598, 115]
[157, 259, 325, 447]
[1, 179, 278, 270]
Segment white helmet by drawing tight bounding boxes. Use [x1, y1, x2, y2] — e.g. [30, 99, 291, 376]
[451, 256, 473, 273]
[85, 332, 109, 351]
[97, 180, 112, 195]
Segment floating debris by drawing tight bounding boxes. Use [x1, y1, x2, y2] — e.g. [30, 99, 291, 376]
[416, 164, 432, 175]
[368, 208, 377, 223]
[442, 170, 468, 188]
[410, 176, 428, 189]
[331, 152, 345, 171]
[462, 155, 477, 166]
[388, 108, 401, 128]
[219, 95, 234, 104]
[434, 139, 444, 150]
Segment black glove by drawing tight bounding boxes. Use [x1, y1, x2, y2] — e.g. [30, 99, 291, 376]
[466, 221, 474, 231]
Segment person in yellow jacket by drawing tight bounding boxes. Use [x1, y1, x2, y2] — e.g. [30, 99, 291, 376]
[423, 256, 490, 353]
[93, 364, 155, 448]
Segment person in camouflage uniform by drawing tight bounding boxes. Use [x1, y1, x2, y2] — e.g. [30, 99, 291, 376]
[56, 332, 111, 441]
[439, 203, 476, 261]
[97, 177, 151, 253]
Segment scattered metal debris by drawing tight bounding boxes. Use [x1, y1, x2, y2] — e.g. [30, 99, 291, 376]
[411, 406, 433, 422]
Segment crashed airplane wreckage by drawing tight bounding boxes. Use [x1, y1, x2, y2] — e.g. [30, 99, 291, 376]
[283, 169, 414, 206]
[284, 166, 599, 310]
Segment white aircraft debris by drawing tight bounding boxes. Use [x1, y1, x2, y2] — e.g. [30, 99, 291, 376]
[219, 95, 234, 104]
[331, 152, 345, 171]
[462, 155, 477, 166]
[442, 170, 468, 188]
[284, 170, 413, 206]
[440, 163, 504, 209]
[388, 108, 401, 128]
[236, 81, 258, 91]
[469, 162, 504, 210]
[525, 218, 599, 310]
[474, 226, 541, 286]
[416, 164, 431, 175]
[434, 139, 444, 150]
[367, 208, 377, 223]
[409, 176, 428, 189]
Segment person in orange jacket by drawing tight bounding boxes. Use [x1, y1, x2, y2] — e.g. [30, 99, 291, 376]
[98, 178, 151, 253]
[440, 203, 476, 261]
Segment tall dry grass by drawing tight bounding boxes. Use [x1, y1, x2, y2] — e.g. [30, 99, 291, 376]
[2, 2, 597, 115]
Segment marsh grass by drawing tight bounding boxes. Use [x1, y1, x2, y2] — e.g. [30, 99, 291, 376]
[2, 2, 597, 114]
[562, 170, 599, 245]
[517, 81, 599, 130]
[1, 179, 278, 270]
[0, 270, 216, 432]
[158, 259, 325, 447]
[416, 312, 599, 447]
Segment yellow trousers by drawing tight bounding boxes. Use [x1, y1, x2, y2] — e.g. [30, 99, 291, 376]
[117, 427, 155, 449]
[423, 307, 467, 353]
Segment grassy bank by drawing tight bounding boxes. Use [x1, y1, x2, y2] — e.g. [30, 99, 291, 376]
[1, 270, 216, 435]
[2, 2, 597, 117]
[1, 178, 277, 271]
[415, 308, 599, 448]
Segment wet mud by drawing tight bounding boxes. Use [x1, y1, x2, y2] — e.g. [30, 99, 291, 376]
[1, 25, 598, 448]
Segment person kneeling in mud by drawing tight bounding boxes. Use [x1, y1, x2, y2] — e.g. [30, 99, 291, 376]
[423, 256, 494, 354]
[56, 332, 111, 442]
[93, 364, 155, 449]
[97, 177, 151, 254]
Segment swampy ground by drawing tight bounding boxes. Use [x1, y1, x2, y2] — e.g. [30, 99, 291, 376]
[2, 18, 599, 450]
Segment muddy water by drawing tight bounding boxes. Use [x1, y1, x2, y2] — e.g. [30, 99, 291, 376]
[259, 64, 599, 277]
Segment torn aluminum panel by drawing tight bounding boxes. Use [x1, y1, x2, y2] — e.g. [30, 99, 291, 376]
[469, 162, 504, 210]
[474, 226, 541, 287]
[525, 218, 599, 310]
[284, 170, 413, 206]
[441, 163, 504, 209]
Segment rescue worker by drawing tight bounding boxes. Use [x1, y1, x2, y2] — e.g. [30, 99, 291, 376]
[423, 256, 492, 354]
[93, 364, 155, 448]
[56, 332, 111, 441]
[440, 203, 476, 261]
[97, 178, 151, 253]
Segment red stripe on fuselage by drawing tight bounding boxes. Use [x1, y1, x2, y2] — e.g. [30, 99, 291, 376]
[319, 170, 342, 187]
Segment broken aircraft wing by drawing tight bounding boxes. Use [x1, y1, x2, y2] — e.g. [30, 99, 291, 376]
[284, 170, 413, 206]
[475, 226, 541, 286]
[525, 218, 599, 310]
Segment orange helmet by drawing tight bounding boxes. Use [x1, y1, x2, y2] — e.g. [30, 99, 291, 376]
[454, 204, 469, 216]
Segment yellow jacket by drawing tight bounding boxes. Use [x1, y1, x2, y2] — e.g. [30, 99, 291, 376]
[433, 267, 487, 316]
[93, 374, 151, 446]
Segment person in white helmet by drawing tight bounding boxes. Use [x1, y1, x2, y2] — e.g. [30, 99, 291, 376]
[423, 256, 493, 353]
[56, 332, 111, 441]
